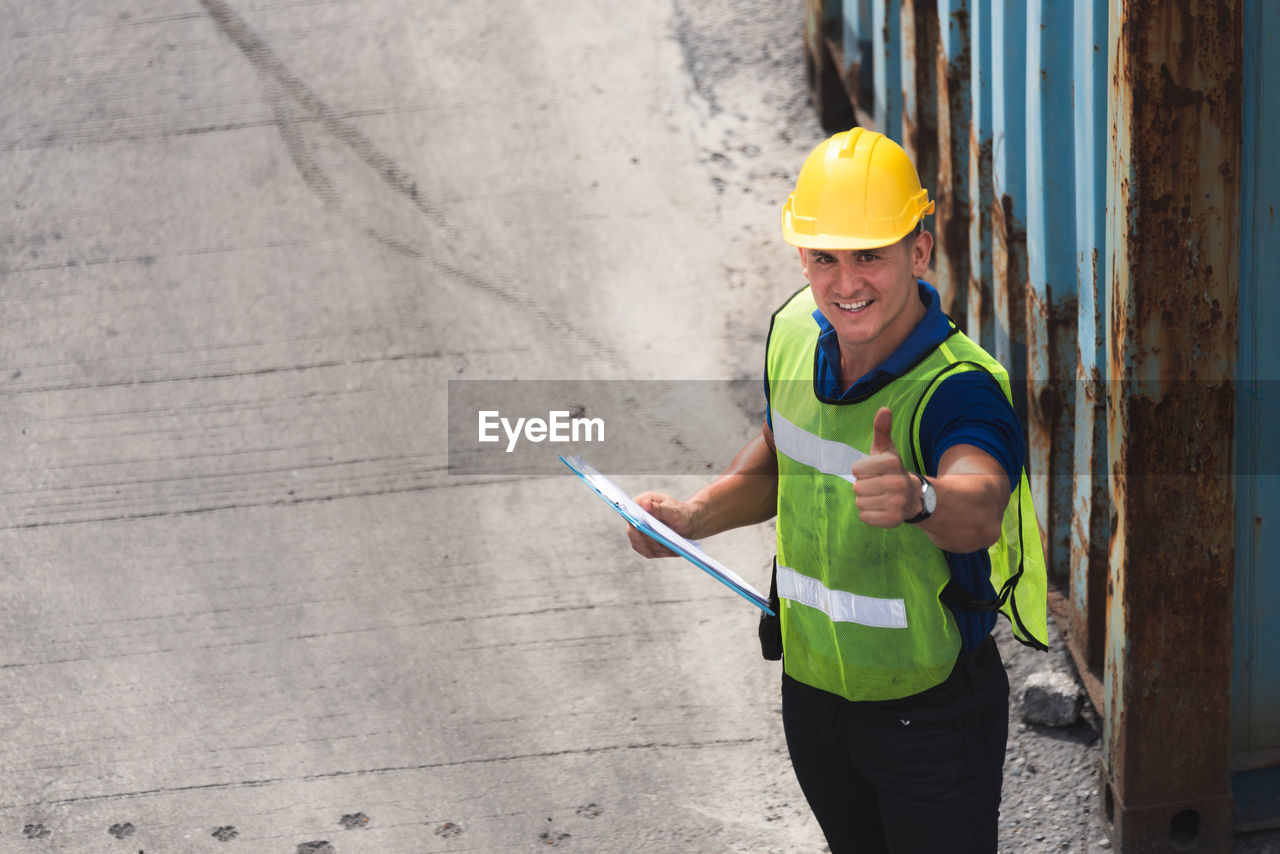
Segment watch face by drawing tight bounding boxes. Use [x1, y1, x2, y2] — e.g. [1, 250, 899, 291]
[922, 481, 937, 514]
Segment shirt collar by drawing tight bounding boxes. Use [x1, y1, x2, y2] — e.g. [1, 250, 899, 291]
[811, 280, 952, 399]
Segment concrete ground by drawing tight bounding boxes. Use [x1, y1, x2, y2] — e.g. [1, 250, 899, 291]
[1, 1, 826, 851]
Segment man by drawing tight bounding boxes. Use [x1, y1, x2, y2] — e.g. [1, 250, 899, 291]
[627, 128, 1048, 853]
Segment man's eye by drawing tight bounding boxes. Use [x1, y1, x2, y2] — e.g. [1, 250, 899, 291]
[815, 254, 835, 264]
[858, 253, 879, 263]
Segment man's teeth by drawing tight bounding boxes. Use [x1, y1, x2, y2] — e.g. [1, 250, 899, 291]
[838, 300, 872, 311]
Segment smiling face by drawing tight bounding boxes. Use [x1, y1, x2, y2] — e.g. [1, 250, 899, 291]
[798, 228, 934, 384]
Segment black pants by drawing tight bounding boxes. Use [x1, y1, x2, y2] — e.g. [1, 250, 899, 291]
[781, 637, 1009, 854]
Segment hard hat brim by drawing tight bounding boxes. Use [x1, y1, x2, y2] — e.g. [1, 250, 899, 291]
[781, 200, 934, 251]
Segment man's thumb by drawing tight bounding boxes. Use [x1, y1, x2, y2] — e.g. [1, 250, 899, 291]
[871, 407, 895, 455]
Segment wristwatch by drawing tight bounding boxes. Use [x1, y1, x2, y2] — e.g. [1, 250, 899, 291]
[905, 472, 936, 524]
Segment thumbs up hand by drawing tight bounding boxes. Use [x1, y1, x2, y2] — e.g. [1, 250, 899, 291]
[849, 407, 920, 528]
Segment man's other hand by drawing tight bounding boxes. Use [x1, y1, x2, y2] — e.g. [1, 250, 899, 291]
[627, 492, 695, 558]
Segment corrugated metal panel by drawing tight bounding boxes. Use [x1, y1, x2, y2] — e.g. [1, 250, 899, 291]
[1232, 0, 1280, 833]
[966, 0, 994, 356]
[871, 0, 903, 137]
[1068, 0, 1110, 692]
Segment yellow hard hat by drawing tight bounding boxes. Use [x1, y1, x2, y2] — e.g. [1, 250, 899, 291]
[781, 127, 934, 250]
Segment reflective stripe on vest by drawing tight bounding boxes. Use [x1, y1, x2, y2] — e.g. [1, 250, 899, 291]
[771, 410, 866, 483]
[776, 563, 907, 628]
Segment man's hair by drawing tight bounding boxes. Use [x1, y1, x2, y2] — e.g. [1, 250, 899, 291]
[887, 221, 925, 254]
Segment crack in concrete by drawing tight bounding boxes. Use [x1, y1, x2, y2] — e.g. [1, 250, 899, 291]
[197, 0, 439, 225]
[194, 0, 624, 365]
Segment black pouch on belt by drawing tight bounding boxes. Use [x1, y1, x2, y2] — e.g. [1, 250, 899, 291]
[758, 558, 782, 661]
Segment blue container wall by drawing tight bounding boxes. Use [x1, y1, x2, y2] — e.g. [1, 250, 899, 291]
[1233, 0, 1280, 832]
[872, 0, 902, 135]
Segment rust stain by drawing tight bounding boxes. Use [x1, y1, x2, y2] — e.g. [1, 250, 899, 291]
[1026, 285, 1053, 435]
[1027, 264, 1079, 589]
[1070, 325, 1109, 674]
[844, 57, 865, 114]
[902, 93, 918, 157]
[1024, 294, 1075, 440]
[968, 136, 994, 343]
[1092, 248, 1099, 321]
[911, 0, 941, 209]
[991, 191, 1008, 288]
[803, 0, 823, 62]
[933, 38, 971, 325]
[993, 195, 1026, 325]
[1117, 0, 1241, 382]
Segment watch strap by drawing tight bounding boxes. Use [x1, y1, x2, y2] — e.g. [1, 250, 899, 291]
[904, 471, 933, 524]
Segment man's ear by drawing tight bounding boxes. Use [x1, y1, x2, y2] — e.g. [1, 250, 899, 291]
[797, 246, 810, 279]
[911, 231, 934, 278]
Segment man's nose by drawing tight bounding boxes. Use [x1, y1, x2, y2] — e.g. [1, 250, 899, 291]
[838, 259, 862, 290]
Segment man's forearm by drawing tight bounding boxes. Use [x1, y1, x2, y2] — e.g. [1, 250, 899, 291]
[914, 449, 1009, 554]
[685, 425, 778, 540]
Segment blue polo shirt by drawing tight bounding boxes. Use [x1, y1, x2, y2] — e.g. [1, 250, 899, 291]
[765, 281, 1025, 651]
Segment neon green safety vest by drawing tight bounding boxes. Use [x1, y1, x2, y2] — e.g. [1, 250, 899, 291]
[766, 286, 1048, 702]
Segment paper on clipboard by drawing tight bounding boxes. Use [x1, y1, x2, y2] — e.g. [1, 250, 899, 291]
[560, 454, 774, 615]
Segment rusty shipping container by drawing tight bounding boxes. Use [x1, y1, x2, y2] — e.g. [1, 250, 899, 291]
[801, 0, 1280, 851]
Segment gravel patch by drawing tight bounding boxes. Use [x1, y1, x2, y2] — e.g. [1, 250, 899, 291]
[995, 617, 1109, 853]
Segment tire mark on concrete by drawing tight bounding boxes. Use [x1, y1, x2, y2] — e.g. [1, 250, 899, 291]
[194, 0, 624, 364]
[0, 475, 528, 531]
[1, 737, 761, 809]
[0, 104, 466, 155]
[197, 0, 434, 223]
[0, 349, 462, 396]
[9, 452, 444, 519]
[0, 600, 695, 669]
[264, 74, 339, 206]
[20, 451, 437, 496]
[6, 11, 208, 39]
